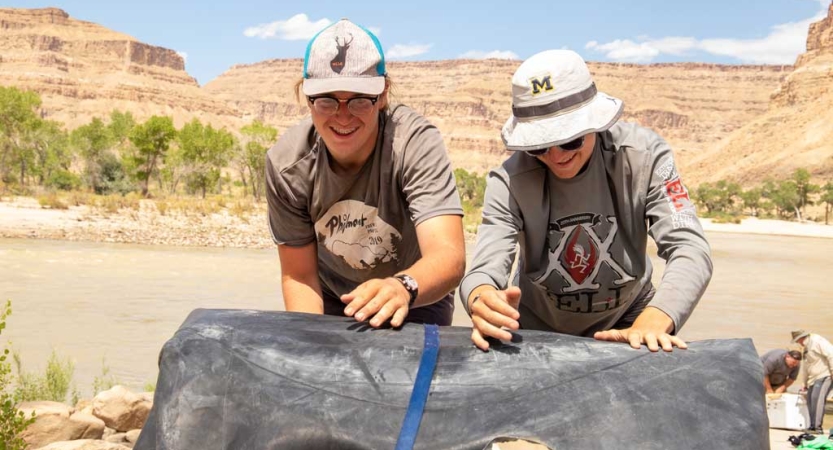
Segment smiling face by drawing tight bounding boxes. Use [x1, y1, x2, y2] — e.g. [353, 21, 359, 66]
[309, 90, 388, 174]
[536, 132, 596, 179]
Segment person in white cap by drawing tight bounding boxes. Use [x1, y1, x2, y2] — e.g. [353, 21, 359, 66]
[792, 330, 833, 434]
[460, 50, 713, 351]
[265, 19, 465, 327]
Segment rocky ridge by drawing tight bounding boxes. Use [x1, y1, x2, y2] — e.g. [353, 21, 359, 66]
[0, 7, 240, 129]
[687, 3, 833, 184]
[2, 6, 831, 185]
[204, 59, 790, 175]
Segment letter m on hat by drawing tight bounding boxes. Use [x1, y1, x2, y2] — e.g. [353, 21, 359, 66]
[530, 75, 553, 95]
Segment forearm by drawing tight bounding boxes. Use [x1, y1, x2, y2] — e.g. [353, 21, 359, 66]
[646, 143, 713, 332]
[763, 377, 774, 393]
[459, 169, 521, 312]
[649, 243, 713, 332]
[276, 242, 324, 314]
[402, 242, 465, 308]
[282, 275, 324, 314]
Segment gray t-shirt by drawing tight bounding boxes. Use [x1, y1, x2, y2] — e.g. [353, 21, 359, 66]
[460, 121, 713, 336]
[266, 105, 463, 324]
[761, 349, 799, 386]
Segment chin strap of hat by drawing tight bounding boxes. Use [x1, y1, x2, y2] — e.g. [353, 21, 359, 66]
[394, 324, 440, 450]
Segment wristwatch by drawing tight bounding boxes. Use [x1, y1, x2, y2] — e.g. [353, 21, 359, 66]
[393, 274, 419, 306]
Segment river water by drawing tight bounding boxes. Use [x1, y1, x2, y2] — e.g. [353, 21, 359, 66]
[1, 233, 831, 397]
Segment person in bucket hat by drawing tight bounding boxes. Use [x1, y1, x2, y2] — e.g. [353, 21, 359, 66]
[265, 19, 464, 327]
[460, 50, 713, 351]
[792, 330, 833, 434]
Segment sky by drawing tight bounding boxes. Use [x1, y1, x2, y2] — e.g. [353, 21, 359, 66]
[7, 0, 832, 85]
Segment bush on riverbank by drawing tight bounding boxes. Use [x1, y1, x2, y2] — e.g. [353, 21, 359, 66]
[0, 300, 36, 450]
[14, 350, 78, 405]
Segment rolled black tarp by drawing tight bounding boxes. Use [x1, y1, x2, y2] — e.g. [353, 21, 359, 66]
[135, 309, 769, 450]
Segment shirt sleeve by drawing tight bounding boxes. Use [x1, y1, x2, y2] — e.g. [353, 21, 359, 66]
[398, 113, 463, 225]
[762, 353, 777, 376]
[643, 138, 713, 332]
[265, 153, 315, 246]
[459, 167, 522, 314]
[817, 336, 833, 375]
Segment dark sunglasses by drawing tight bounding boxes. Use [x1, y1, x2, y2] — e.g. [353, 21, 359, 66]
[526, 136, 585, 157]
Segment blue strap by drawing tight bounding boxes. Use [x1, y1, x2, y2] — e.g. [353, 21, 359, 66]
[394, 324, 440, 450]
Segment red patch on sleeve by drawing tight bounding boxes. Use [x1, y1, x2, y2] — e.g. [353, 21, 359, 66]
[664, 178, 690, 211]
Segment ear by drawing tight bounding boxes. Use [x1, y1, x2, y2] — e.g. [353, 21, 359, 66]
[378, 86, 389, 110]
[376, 77, 391, 109]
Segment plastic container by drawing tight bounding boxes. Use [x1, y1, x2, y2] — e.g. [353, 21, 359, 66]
[766, 393, 810, 430]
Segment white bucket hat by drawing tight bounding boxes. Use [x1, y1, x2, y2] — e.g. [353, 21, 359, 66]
[501, 50, 624, 152]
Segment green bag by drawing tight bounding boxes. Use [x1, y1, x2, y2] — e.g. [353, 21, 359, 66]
[798, 436, 833, 449]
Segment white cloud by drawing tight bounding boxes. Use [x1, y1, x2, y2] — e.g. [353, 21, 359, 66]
[243, 13, 331, 40]
[176, 51, 188, 63]
[458, 50, 519, 60]
[585, 39, 661, 63]
[585, 1, 829, 64]
[386, 44, 432, 59]
[698, 17, 819, 64]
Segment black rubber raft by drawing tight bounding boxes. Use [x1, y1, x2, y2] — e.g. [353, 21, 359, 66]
[135, 309, 769, 450]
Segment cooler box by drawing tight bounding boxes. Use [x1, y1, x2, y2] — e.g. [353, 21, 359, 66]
[766, 393, 810, 430]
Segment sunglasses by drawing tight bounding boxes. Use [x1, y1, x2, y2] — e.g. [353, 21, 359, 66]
[526, 136, 585, 157]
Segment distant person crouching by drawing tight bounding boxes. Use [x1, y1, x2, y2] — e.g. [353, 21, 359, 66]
[761, 349, 802, 394]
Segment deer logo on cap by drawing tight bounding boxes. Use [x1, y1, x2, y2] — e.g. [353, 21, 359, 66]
[530, 75, 554, 95]
[330, 34, 353, 74]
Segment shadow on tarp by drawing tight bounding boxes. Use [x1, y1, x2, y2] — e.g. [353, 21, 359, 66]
[135, 309, 769, 450]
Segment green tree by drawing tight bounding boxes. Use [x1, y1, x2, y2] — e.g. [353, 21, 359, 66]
[238, 120, 277, 200]
[821, 182, 833, 225]
[0, 86, 42, 185]
[0, 301, 36, 450]
[694, 183, 720, 214]
[158, 145, 186, 194]
[129, 115, 176, 197]
[791, 168, 819, 219]
[71, 117, 114, 192]
[454, 168, 486, 208]
[28, 120, 71, 187]
[714, 180, 741, 213]
[178, 119, 235, 198]
[770, 180, 801, 219]
[739, 187, 763, 217]
[106, 110, 136, 148]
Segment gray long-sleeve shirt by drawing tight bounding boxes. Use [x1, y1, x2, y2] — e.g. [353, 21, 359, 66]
[460, 121, 713, 336]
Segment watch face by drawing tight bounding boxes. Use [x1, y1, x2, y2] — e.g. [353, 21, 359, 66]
[399, 275, 417, 290]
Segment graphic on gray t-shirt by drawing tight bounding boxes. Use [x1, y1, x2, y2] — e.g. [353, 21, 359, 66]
[314, 200, 401, 270]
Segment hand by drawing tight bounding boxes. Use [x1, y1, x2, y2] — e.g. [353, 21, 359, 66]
[470, 287, 521, 351]
[593, 307, 686, 352]
[341, 277, 410, 328]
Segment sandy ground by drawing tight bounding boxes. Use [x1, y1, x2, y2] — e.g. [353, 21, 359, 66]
[700, 217, 833, 239]
[3, 196, 832, 448]
[2, 196, 832, 249]
[0, 196, 275, 248]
